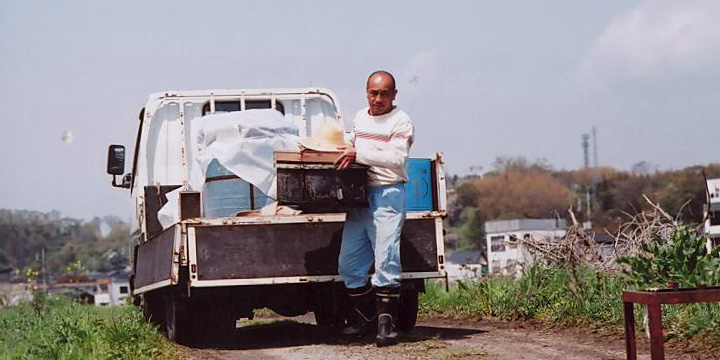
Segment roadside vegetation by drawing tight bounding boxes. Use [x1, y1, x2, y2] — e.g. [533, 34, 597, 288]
[421, 266, 720, 345]
[422, 223, 720, 353]
[438, 156, 720, 353]
[0, 294, 177, 360]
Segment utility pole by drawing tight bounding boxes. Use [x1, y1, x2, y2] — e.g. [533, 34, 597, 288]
[590, 127, 600, 229]
[586, 189, 591, 224]
[581, 134, 592, 223]
[41, 247, 47, 294]
[592, 126, 600, 183]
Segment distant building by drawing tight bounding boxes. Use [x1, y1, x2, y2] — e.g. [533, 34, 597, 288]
[51, 271, 131, 306]
[485, 218, 567, 277]
[704, 178, 720, 252]
[0, 269, 33, 306]
[445, 249, 486, 282]
[93, 278, 130, 306]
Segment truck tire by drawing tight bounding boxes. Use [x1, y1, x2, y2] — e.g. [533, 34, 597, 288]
[166, 297, 237, 345]
[164, 292, 191, 344]
[141, 292, 166, 329]
[313, 307, 345, 330]
[312, 284, 347, 331]
[397, 287, 419, 333]
[198, 303, 237, 345]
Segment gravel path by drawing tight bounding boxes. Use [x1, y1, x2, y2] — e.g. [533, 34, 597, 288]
[179, 315, 717, 360]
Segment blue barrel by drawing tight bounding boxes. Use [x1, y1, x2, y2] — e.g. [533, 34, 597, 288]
[203, 159, 271, 217]
[405, 158, 433, 211]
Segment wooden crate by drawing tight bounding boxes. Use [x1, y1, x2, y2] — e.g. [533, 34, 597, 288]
[274, 150, 343, 164]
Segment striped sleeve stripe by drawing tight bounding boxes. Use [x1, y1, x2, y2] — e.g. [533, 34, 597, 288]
[355, 131, 391, 142]
[356, 131, 413, 142]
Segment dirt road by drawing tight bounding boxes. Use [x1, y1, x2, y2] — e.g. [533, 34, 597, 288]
[180, 315, 716, 360]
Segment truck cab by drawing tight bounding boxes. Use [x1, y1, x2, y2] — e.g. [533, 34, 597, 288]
[106, 88, 448, 344]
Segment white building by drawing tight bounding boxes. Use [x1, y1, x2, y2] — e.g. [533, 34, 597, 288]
[704, 178, 720, 252]
[0, 282, 33, 306]
[445, 250, 485, 282]
[94, 278, 130, 306]
[485, 219, 566, 277]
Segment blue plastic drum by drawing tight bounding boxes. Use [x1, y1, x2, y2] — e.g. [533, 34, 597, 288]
[203, 159, 271, 217]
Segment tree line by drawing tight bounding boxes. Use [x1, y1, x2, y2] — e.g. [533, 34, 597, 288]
[448, 157, 720, 250]
[0, 210, 130, 278]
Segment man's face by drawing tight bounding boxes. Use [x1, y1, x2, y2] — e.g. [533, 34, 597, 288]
[366, 75, 397, 116]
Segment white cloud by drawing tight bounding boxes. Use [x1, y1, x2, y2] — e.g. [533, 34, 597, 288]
[577, 0, 720, 88]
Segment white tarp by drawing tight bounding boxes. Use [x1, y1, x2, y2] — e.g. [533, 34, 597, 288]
[158, 109, 300, 229]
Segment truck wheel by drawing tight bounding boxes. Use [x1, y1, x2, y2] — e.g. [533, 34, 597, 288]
[141, 292, 166, 329]
[164, 292, 190, 344]
[313, 307, 345, 330]
[397, 287, 419, 333]
[312, 283, 347, 331]
[181, 301, 237, 346]
[198, 304, 237, 344]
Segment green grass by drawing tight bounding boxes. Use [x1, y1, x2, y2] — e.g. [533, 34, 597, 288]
[0, 294, 177, 360]
[420, 265, 720, 346]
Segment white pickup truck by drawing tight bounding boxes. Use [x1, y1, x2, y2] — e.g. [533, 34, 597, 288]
[106, 88, 448, 344]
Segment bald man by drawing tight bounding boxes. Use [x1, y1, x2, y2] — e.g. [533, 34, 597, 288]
[334, 71, 414, 347]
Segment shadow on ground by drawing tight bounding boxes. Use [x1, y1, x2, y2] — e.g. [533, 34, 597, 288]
[187, 319, 488, 350]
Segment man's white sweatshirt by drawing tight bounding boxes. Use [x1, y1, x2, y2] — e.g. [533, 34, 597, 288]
[350, 107, 414, 186]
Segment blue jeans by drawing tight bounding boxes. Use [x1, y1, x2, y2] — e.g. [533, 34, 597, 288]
[338, 183, 406, 289]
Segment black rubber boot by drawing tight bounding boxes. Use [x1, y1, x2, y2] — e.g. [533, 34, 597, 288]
[375, 287, 400, 347]
[341, 283, 376, 337]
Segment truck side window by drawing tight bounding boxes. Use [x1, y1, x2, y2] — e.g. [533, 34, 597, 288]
[201, 100, 285, 116]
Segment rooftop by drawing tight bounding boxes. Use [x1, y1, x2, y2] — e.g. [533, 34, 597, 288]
[485, 218, 567, 233]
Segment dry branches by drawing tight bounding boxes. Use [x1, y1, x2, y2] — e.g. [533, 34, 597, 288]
[515, 195, 682, 274]
[517, 208, 608, 272]
[612, 195, 680, 261]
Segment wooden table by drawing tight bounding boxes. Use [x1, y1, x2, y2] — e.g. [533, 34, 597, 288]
[622, 287, 720, 360]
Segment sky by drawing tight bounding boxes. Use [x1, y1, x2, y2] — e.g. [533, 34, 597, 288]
[1, 0, 719, 220]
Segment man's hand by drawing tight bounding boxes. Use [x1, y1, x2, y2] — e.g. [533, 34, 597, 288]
[334, 145, 357, 170]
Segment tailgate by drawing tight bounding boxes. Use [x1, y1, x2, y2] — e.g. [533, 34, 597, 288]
[186, 215, 444, 287]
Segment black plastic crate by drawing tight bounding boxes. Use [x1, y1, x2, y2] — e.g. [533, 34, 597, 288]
[276, 163, 368, 209]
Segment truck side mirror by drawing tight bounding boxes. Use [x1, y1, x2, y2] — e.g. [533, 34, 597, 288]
[107, 145, 125, 175]
[107, 145, 130, 188]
